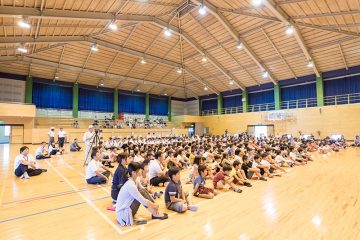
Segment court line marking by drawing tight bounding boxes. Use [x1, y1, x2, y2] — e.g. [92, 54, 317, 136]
[0, 196, 109, 223]
[44, 159, 124, 235]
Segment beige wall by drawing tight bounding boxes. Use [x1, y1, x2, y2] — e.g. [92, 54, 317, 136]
[200, 104, 360, 139]
[0, 103, 35, 118]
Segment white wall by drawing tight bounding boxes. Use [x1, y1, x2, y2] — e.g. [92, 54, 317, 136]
[171, 100, 186, 116]
[185, 99, 199, 116]
[0, 78, 25, 103]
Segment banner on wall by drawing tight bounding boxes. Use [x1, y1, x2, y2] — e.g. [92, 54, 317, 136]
[267, 111, 294, 121]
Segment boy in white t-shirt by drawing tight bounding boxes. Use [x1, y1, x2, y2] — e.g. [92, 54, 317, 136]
[14, 146, 47, 179]
[86, 147, 113, 184]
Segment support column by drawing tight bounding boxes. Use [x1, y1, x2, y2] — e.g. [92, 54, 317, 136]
[316, 74, 324, 107]
[72, 83, 79, 118]
[145, 93, 150, 120]
[25, 75, 33, 104]
[274, 84, 281, 110]
[217, 94, 223, 115]
[168, 96, 172, 122]
[114, 88, 118, 119]
[198, 99, 202, 116]
[242, 90, 248, 113]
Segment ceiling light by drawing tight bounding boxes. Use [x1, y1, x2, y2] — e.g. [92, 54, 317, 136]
[251, 0, 263, 7]
[100, 81, 104, 86]
[17, 45, 28, 53]
[55, 75, 59, 79]
[90, 44, 98, 52]
[286, 25, 294, 35]
[198, 5, 207, 15]
[177, 68, 183, 74]
[109, 21, 118, 31]
[164, 28, 172, 37]
[262, 71, 269, 78]
[307, 60, 314, 68]
[236, 42, 243, 49]
[18, 16, 31, 29]
[204, 86, 208, 91]
[164, 93, 168, 96]
[201, 56, 208, 62]
[136, 89, 141, 92]
[229, 80, 235, 85]
[140, 58, 147, 64]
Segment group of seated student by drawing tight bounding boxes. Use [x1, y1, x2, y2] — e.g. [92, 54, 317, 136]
[80, 132, 350, 226]
[353, 136, 360, 147]
[14, 146, 47, 179]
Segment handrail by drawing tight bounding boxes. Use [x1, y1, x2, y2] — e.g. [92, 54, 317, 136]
[248, 103, 275, 112]
[281, 98, 317, 109]
[324, 92, 360, 106]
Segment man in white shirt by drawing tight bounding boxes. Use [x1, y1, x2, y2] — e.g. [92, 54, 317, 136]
[48, 127, 55, 146]
[58, 128, 67, 149]
[149, 152, 169, 186]
[86, 147, 113, 184]
[83, 125, 95, 164]
[14, 146, 46, 179]
[36, 142, 51, 159]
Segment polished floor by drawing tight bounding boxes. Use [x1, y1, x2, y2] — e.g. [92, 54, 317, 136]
[0, 144, 359, 240]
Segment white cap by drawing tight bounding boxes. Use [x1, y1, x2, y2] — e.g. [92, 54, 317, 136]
[88, 125, 94, 129]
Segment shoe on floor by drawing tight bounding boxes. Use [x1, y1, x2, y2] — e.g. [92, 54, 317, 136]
[260, 177, 267, 181]
[152, 213, 168, 220]
[244, 182, 252, 187]
[188, 205, 199, 212]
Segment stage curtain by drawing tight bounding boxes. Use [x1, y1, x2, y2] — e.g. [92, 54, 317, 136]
[118, 92, 145, 114]
[149, 95, 168, 116]
[79, 87, 113, 112]
[32, 82, 72, 109]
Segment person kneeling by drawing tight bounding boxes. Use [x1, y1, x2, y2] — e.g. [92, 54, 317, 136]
[70, 138, 82, 152]
[116, 162, 168, 226]
[165, 167, 198, 213]
[86, 147, 113, 185]
[14, 146, 47, 179]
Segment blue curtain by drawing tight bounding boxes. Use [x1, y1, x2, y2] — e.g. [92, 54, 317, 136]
[223, 95, 242, 108]
[79, 88, 113, 112]
[150, 96, 168, 116]
[32, 82, 72, 109]
[118, 93, 145, 114]
[201, 99, 217, 111]
[281, 83, 316, 101]
[248, 90, 274, 105]
[324, 76, 360, 96]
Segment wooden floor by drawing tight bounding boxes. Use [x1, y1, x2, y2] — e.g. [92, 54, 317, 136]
[1, 144, 359, 240]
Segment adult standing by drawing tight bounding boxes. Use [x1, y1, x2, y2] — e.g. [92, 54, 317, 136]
[83, 125, 95, 165]
[58, 127, 67, 150]
[48, 127, 55, 146]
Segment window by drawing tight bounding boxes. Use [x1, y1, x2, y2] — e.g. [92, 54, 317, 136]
[4, 126, 11, 137]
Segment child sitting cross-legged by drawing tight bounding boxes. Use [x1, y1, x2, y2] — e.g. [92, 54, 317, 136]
[193, 164, 218, 199]
[213, 165, 242, 193]
[165, 167, 198, 213]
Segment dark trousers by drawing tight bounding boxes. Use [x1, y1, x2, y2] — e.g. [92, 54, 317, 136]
[50, 150, 58, 155]
[14, 164, 43, 177]
[58, 137, 65, 148]
[150, 175, 170, 186]
[36, 155, 51, 159]
[86, 171, 110, 184]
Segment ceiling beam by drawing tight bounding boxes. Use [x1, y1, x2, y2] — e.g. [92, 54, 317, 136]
[2, 56, 185, 90]
[262, 0, 320, 77]
[192, 0, 277, 84]
[294, 22, 360, 37]
[292, 10, 360, 20]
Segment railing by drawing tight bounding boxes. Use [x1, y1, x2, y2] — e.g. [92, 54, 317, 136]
[248, 103, 275, 112]
[221, 106, 243, 115]
[324, 93, 360, 106]
[281, 98, 317, 109]
[201, 109, 218, 116]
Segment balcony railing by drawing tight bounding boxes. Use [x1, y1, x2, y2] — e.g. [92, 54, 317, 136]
[324, 93, 360, 106]
[281, 98, 317, 109]
[248, 103, 275, 112]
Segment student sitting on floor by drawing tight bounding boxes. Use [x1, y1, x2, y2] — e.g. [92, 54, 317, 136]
[213, 165, 242, 193]
[70, 138, 82, 152]
[165, 167, 198, 213]
[149, 151, 169, 186]
[253, 154, 274, 178]
[35, 142, 51, 159]
[187, 156, 204, 184]
[139, 159, 163, 199]
[241, 155, 267, 181]
[85, 147, 113, 185]
[49, 141, 63, 155]
[116, 162, 168, 226]
[232, 160, 252, 187]
[193, 165, 217, 199]
[14, 146, 47, 179]
[111, 153, 131, 203]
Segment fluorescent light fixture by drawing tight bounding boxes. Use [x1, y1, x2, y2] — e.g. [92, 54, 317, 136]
[90, 44, 98, 52]
[236, 42, 243, 49]
[17, 46, 28, 53]
[109, 21, 118, 31]
[229, 80, 235, 85]
[251, 0, 263, 7]
[262, 71, 269, 78]
[140, 58, 147, 64]
[307, 60, 314, 68]
[198, 5, 207, 15]
[177, 68, 183, 74]
[18, 17, 31, 29]
[286, 25, 294, 35]
[164, 28, 172, 37]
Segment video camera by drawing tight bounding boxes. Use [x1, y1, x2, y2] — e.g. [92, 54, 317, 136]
[94, 125, 102, 134]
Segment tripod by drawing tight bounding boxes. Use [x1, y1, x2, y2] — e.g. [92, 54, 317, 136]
[83, 131, 101, 166]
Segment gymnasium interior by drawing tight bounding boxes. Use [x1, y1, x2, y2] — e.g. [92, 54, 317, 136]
[0, 0, 359, 239]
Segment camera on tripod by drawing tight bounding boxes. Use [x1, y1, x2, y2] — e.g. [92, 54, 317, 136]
[94, 125, 102, 134]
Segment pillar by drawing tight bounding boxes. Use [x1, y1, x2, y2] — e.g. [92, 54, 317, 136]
[25, 75, 33, 104]
[145, 93, 150, 120]
[72, 83, 79, 118]
[316, 74, 324, 107]
[242, 90, 248, 113]
[168, 96, 172, 121]
[217, 94, 223, 115]
[274, 84, 281, 110]
[114, 88, 118, 119]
